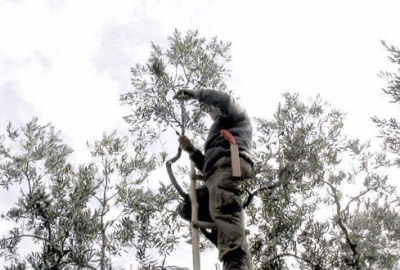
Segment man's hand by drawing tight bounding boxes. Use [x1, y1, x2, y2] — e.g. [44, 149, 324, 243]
[179, 136, 196, 154]
[173, 89, 198, 101]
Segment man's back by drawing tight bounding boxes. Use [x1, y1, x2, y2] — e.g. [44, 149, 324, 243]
[190, 90, 253, 173]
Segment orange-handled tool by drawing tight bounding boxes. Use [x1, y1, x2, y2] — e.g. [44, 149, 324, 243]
[220, 130, 241, 178]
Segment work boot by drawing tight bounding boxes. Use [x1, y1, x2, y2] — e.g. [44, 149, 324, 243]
[177, 185, 212, 223]
[222, 248, 249, 270]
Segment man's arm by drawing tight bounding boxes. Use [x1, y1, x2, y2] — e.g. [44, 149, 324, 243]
[189, 149, 205, 172]
[174, 89, 247, 120]
[179, 136, 204, 171]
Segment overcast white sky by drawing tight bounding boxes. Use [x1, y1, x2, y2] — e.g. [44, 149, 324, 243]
[2, 0, 400, 269]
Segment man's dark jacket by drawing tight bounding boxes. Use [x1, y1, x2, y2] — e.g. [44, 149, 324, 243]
[189, 90, 253, 173]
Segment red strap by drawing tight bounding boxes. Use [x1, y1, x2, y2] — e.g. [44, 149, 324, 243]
[220, 130, 237, 145]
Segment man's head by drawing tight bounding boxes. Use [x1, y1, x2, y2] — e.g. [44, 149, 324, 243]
[208, 107, 220, 121]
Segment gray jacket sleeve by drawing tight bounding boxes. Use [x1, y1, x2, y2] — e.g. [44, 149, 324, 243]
[197, 90, 247, 120]
[189, 149, 205, 172]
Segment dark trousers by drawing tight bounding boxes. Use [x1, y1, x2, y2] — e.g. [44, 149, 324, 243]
[205, 157, 253, 270]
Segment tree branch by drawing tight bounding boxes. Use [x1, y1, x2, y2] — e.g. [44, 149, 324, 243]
[93, 195, 103, 205]
[265, 252, 318, 269]
[243, 166, 292, 208]
[342, 186, 372, 214]
[166, 147, 187, 198]
[172, 64, 178, 87]
[108, 191, 119, 202]
[1, 234, 49, 244]
[24, 163, 32, 194]
[324, 180, 360, 268]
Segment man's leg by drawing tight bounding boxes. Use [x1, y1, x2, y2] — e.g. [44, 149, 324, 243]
[206, 160, 253, 270]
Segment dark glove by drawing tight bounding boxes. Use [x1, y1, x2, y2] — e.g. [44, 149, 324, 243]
[179, 136, 196, 154]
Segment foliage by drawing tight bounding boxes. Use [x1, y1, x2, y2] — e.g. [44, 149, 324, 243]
[2, 30, 400, 270]
[0, 118, 99, 269]
[121, 29, 232, 146]
[120, 30, 400, 270]
[248, 94, 400, 270]
[0, 119, 184, 270]
[120, 29, 234, 251]
[372, 41, 400, 166]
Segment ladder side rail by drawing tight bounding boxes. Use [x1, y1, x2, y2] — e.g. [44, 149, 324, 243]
[190, 161, 201, 270]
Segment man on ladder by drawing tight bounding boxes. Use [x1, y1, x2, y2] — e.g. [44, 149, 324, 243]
[174, 89, 253, 270]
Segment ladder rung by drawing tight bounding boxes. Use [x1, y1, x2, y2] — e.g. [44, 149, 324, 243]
[192, 174, 205, 181]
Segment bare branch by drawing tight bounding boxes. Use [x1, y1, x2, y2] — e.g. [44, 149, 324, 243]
[1, 234, 49, 243]
[324, 180, 360, 268]
[166, 147, 187, 198]
[265, 252, 319, 269]
[342, 187, 372, 214]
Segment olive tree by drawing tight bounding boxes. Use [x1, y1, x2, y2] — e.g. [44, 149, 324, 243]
[249, 93, 399, 270]
[373, 41, 400, 165]
[121, 30, 400, 270]
[120, 29, 233, 250]
[0, 119, 185, 270]
[0, 118, 100, 269]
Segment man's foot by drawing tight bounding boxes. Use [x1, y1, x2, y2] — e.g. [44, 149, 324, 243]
[222, 248, 249, 270]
